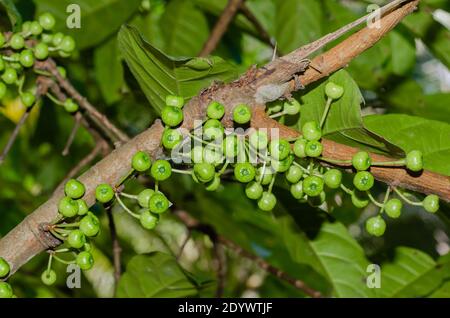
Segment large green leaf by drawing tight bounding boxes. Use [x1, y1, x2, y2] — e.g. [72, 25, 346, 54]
[0, 0, 21, 30]
[118, 25, 238, 112]
[377, 247, 450, 297]
[116, 252, 199, 298]
[363, 114, 450, 176]
[160, 0, 209, 57]
[82, 246, 115, 298]
[389, 30, 416, 76]
[274, 0, 323, 54]
[34, 0, 141, 49]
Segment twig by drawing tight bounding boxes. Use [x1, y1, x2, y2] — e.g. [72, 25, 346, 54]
[0, 110, 31, 165]
[105, 205, 122, 286]
[175, 211, 321, 298]
[176, 229, 191, 260]
[199, 0, 245, 57]
[62, 112, 82, 156]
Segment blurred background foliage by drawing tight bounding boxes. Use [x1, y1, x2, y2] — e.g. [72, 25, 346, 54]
[0, 0, 449, 298]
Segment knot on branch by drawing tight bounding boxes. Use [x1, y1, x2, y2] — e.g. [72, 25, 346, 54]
[37, 223, 62, 249]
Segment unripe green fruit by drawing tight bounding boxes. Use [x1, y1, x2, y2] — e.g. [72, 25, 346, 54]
[245, 181, 263, 200]
[303, 175, 324, 197]
[58, 196, 79, 217]
[39, 12, 56, 30]
[256, 166, 273, 185]
[269, 139, 291, 160]
[205, 174, 221, 191]
[21, 92, 35, 108]
[34, 43, 49, 60]
[203, 119, 224, 140]
[2, 68, 17, 84]
[305, 140, 323, 157]
[249, 130, 268, 150]
[206, 101, 225, 119]
[293, 138, 308, 158]
[223, 135, 238, 158]
[191, 146, 204, 163]
[150, 159, 172, 181]
[194, 162, 215, 183]
[290, 181, 304, 199]
[64, 98, 79, 113]
[0, 257, 10, 278]
[161, 106, 183, 127]
[271, 154, 293, 173]
[60, 36, 76, 53]
[365, 216, 386, 237]
[406, 150, 423, 172]
[233, 104, 251, 124]
[302, 121, 321, 141]
[285, 165, 303, 183]
[258, 192, 277, 211]
[308, 191, 326, 207]
[325, 82, 344, 100]
[138, 189, 155, 208]
[52, 32, 64, 46]
[351, 191, 369, 208]
[140, 210, 159, 229]
[324, 169, 342, 189]
[22, 21, 31, 33]
[352, 151, 371, 171]
[385, 198, 402, 218]
[77, 251, 94, 270]
[132, 151, 152, 172]
[95, 184, 114, 203]
[0, 282, 13, 298]
[10, 34, 24, 50]
[64, 179, 85, 199]
[234, 162, 256, 183]
[67, 229, 86, 249]
[77, 199, 89, 215]
[165, 95, 184, 108]
[30, 21, 43, 35]
[283, 99, 301, 115]
[19, 49, 35, 67]
[423, 194, 439, 213]
[42, 33, 53, 44]
[149, 193, 170, 214]
[41, 270, 57, 286]
[162, 128, 182, 149]
[353, 171, 374, 191]
[80, 213, 100, 237]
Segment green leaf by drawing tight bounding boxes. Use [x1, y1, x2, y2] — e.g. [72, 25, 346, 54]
[94, 37, 124, 105]
[160, 0, 209, 57]
[363, 114, 450, 176]
[116, 252, 199, 298]
[377, 247, 450, 297]
[118, 25, 238, 113]
[0, 0, 22, 30]
[274, 0, 323, 54]
[34, 0, 141, 49]
[82, 246, 115, 298]
[389, 30, 416, 76]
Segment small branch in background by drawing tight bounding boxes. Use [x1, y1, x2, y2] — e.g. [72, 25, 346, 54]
[176, 229, 191, 260]
[239, 3, 278, 54]
[62, 112, 82, 156]
[106, 205, 122, 287]
[175, 211, 322, 298]
[0, 110, 31, 165]
[213, 243, 226, 298]
[199, 0, 245, 57]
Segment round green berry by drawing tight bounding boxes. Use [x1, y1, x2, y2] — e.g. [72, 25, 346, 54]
[138, 189, 155, 208]
[95, 183, 114, 203]
[271, 154, 294, 173]
[161, 106, 183, 127]
[41, 33, 53, 44]
[285, 165, 303, 183]
[191, 146, 204, 163]
[249, 130, 268, 150]
[385, 198, 402, 218]
[258, 192, 277, 212]
[10, 34, 24, 50]
[149, 192, 170, 214]
[353, 171, 374, 191]
[52, 32, 64, 46]
[303, 176, 324, 197]
[34, 42, 49, 60]
[58, 196, 79, 217]
[245, 181, 263, 200]
[0, 82, 6, 99]
[132, 151, 152, 172]
[140, 210, 159, 229]
[162, 128, 182, 149]
[283, 99, 301, 115]
[308, 191, 326, 207]
[77, 251, 94, 270]
[2, 68, 17, 84]
[270, 139, 291, 160]
[293, 138, 307, 158]
[223, 135, 238, 158]
[302, 121, 321, 141]
[233, 104, 251, 124]
[256, 166, 273, 185]
[0, 257, 10, 278]
[305, 140, 323, 157]
[234, 162, 256, 183]
[20, 92, 35, 108]
[351, 192, 369, 208]
[423, 194, 439, 213]
[0, 282, 13, 298]
[325, 82, 344, 100]
[39, 12, 56, 30]
[365, 216, 386, 237]
[194, 163, 215, 183]
[80, 213, 100, 237]
[324, 169, 342, 189]
[57, 66, 67, 78]
[67, 229, 86, 249]
[204, 147, 224, 166]
[60, 36, 76, 53]
[65, 179, 85, 199]
[352, 151, 371, 171]
[406, 150, 423, 172]
[19, 49, 35, 67]
[150, 159, 172, 181]
[64, 98, 79, 113]
[203, 119, 224, 140]
[77, 199, 89, 216]
[205, 174, 221, 191]
[41, 270, 57, 286]
[165, 95, 184, 108]
[30, 21, 43, 35]
[290, 181, 304, 199]
[206, 101, 225, 119]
